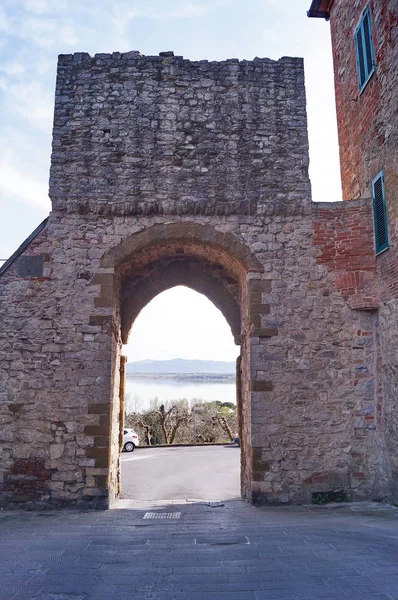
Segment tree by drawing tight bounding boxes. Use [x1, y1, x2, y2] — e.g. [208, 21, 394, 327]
[125, 398, 164, 445]
[125, 398, 238, 446]
[215, 407, 234, 441]
[156, 400, 190, 444]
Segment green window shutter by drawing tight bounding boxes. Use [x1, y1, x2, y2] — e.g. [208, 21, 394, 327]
[355, 27, 366, 87]
[355, 7, 375, 91]
[362, 11, 374, 73]
[372, 171, 389, 254]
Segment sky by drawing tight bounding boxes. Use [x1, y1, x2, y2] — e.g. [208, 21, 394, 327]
[0, 0, 341, 362]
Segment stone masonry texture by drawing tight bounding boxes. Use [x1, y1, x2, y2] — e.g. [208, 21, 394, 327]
[327, 1, 398, 504]
[0, 48, 394, 508]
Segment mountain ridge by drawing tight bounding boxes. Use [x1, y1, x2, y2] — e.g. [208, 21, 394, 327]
[126, 358, 236, 375]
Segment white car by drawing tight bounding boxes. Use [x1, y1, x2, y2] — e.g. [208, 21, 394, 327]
[123, 428, 139, 452]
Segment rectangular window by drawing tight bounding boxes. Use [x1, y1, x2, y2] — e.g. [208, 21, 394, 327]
[355, 7, 375, 91]
[372, 171, 389, 254]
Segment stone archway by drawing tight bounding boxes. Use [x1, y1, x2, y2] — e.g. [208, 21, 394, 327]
[120, 257, 241, 345]
[92, 222, 265, 505]
[0, 49, 387, 509]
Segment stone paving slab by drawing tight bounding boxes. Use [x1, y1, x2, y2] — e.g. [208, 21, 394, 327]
[1, 501, 398, 600]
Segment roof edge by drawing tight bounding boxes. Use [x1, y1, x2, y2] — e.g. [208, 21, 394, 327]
[307, 0, 333, 19]
[0, 217, 49, 278]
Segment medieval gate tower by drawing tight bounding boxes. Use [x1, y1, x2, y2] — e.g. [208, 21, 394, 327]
[0, 18, 396, 508]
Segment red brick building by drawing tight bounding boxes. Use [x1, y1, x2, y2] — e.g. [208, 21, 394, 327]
[309, 0, 398, 500]
[309, 1, 397, 207]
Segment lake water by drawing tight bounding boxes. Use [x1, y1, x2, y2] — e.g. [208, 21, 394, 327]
[125, 377, 236, 414]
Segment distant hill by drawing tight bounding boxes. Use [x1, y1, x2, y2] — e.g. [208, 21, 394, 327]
[126, 358, 236, 375]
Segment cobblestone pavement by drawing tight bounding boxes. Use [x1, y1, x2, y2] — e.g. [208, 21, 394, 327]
[1, 500, 398, 600]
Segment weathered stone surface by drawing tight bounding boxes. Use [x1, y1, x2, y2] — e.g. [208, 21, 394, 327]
[15, 256, 44, 278]
[0, 48, 391, 509]
[50, 53, 310, 218]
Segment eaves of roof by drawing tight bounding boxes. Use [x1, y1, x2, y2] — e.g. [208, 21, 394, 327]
[307, 0, 334, 19]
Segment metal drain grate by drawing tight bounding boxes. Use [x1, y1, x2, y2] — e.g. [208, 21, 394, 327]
[143, 512, 181, 520]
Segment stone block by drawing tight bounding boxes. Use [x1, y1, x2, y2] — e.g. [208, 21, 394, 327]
[83, 487, 108, 497]
[95, 475, 108, 488]
[86, 467, 109, 476]
[78, 458, 96, 467]
[248, 279, 272, 294]
[88, 403, 111, 415]
[93, 437, 109, 448]
[250, 381, 273, 392]
[94, 458, 109, 468]
[253, 328, 278, 338]
[85, 447, 109, 459]
[89, 315, 112, 326]
[49, 443, 65, 459]
[83, 425, 109, 436]
[13, 444, 32, 459]
[15, 256, 44, 278]
[250, 304, 270, 315]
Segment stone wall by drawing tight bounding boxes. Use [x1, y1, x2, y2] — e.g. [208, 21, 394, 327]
[328, 0, 398, 504]
[0, 50, 393, 508]
[50, 51, 310, 217]
[0, 204, 388, 507]
[378, 301, 398, 500]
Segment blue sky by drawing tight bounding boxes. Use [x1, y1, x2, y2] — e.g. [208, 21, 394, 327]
[0, 0, 340, 361]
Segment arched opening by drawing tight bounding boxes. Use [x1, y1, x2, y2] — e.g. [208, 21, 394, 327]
[93, 222, 267, 506]
[115, 246, 245, 505]
[121, 286, 240, 503]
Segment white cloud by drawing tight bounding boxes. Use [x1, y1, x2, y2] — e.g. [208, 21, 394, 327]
[23, 0, 50, 14]
[22, 0, 69, 15]
[0, 62, 25, 75]
[150, 4, 206, 19]
[35, 55, 53, 76]
[109, 6, 142, 52]
[0, 6, 11, 33]
[0, 78, 53, 131]
[107, 3, 208, 51]
[18, 16, 80, 48]
[0, 151, 50, 210]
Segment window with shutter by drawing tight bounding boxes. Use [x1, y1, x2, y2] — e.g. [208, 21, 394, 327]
[372, 171, 389, 255]
[355, 7, 375, 91]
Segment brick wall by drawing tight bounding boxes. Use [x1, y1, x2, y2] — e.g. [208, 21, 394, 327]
[328, 0, 398, 503]
[329, 0, 398, 210]
[312, 200, 379, 308]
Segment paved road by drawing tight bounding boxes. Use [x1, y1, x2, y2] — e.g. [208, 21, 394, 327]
[1, 500, 398, 599]
[121, 445, 240, 502]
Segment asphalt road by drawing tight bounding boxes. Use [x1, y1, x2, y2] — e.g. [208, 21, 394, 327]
[120, 445, 240, 502]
